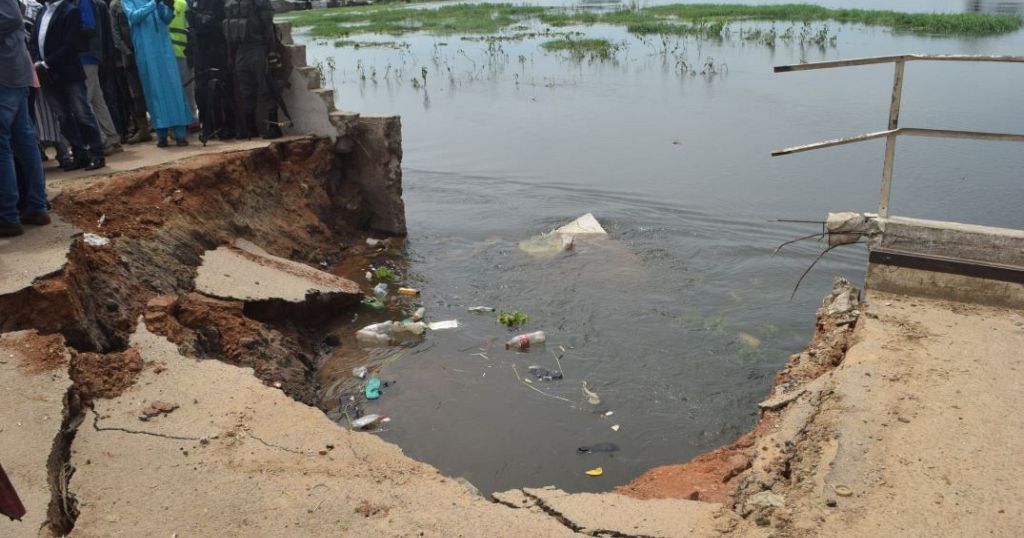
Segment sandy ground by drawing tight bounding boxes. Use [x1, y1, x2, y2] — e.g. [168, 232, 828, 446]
[772, 292, 1024, 536]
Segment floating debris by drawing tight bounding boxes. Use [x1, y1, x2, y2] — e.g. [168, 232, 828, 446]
[468, 306, 496, 313]
[585, 467, 604, 477]
[427, 320, 459, 330]
[582, 381, 601, 405]
[83, 233, 110, 247]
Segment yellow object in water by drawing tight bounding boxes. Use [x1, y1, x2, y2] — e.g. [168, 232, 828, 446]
[585, 467, 604, 477]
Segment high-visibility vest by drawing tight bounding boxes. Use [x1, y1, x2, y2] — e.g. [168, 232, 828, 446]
[170, 0, 188, 59]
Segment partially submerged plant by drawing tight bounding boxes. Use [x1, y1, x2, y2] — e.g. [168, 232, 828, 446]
[497, 310, 529, 327]
[372, 266, 397, 282]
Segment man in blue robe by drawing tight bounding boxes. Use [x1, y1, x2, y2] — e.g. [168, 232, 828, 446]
[122, 0, 191, 146]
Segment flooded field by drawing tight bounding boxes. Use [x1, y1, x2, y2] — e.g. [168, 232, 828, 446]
[294, 0, 1024, 494]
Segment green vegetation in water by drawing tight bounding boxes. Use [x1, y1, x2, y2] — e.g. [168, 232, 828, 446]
[287, 4, 546, 38]
[497, 311, 529, 328]
[287, 3, 1023, 39]
[541, 38, 623, 61]
[334, 39, 410, 49]
[371, 266, 397, 282]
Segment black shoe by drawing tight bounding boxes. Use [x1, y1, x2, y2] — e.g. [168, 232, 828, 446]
[84, 158, 105, 171]
[176, 138, 189, 147]
[157, 138, 169, 148]
[61, 158, 83, 172]
[0, 221, 24, 237]
[262, 126, 283, 140]
[21, 212, 52, 226]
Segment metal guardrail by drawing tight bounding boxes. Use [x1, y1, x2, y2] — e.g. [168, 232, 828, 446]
[772, 54, 1024, 218]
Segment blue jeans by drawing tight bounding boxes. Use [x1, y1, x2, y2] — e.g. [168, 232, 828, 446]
[44, 79, 104, 161]
[0, 86, 47, 224]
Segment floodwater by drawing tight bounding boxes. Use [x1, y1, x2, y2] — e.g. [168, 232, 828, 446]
[301, 0, 1024, 495]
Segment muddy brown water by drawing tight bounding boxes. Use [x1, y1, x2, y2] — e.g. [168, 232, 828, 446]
[300, 0, 1024, 494]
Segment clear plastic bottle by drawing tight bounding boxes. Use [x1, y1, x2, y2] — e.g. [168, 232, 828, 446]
[505, 331, 546, 350]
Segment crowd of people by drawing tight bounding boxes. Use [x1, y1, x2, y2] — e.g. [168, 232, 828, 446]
[1, 0, 284, 237]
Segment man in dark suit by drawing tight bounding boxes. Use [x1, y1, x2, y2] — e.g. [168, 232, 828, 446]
[30, 0, 105, 171]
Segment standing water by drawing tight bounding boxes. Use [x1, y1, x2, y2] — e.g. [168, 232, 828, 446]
[294, 0, 1024, 494]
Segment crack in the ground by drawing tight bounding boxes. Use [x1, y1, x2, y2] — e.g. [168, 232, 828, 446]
[243, 430, 310, 455]
[518, 489, 659, 538]
[91, 409, 201, 441]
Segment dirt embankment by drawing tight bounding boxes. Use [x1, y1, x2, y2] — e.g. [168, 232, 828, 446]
[617, 279, 862, 511]
[0, 139, 388, 406]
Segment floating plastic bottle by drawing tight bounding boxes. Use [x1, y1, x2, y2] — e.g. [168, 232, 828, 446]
[505, 331, 546, 350]
[467, 306, 496, 313]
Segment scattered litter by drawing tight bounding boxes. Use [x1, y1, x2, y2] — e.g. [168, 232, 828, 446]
[356, 322, 393, 345]
[365, 271, 373, 281]
[397, 287, 420, 297]
[351, 414, 383, 430]
[361, 297, 385, 310]
[427, 319, 459, 330]
[506, 331, 546, 350]
[527, 365, 563, 381]
[365, 238, 388, 247]
[611, 424, 620, 432]
[352, 366, 368, 379]
[372, 283, 389, 299]
[468, 306, 496, 313]
[380, 417, 391, 423]
[584, 467, 604, 477]
[365, 377, 382, 400]
[83, 233, 110, 247]
[604, 411, 614, 416]
[577, 442, 619, 454]
[97, 214, 106, 227]
[395, 320, 427, 336]
[582, 381, 601, 405]
[411, 307, 426, 321]
[834, 485, 853, 497]
[138, 400, 179, 421]
[523, 378, 533, 384]
[520, 213, 608, 256]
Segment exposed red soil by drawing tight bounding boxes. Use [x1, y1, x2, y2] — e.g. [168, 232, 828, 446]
[7, 330, 68, 374]
[69, 348, 144, 400]
[144, 293, 319, 405]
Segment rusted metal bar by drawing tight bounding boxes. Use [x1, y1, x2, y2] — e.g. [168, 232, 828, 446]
[879, 61, 905, 218]
[774, 54, 1024, 72]
[771, 130, 895, 156]
[772, 127, 1024, 157]
[900, 128, 1024, 142]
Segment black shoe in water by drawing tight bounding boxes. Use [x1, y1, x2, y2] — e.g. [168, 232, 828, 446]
[0, 221, 24, 237]
[21, 212, 52, 226]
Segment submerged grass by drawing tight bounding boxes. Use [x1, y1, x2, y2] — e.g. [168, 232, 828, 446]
[287, 2, 1023, 38]
[541, 38, 623, 60]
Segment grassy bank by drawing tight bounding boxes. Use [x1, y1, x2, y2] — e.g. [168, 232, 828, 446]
[287, 2, 1023, 39]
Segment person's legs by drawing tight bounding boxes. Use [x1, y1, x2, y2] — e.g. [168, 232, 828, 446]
[46, 84, 88, 169]
[173, 125, 188, 146]
[65, 80, 106, 165]
[9, 90, 48, 222]
[83, 65, 121, 152]
[176, 57, 197, 124]
[0, 86, 24, 231]
[155, 127, 168, 147]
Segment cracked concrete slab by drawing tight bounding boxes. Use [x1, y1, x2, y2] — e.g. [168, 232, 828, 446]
[0, 331, 70, 538]
[194, 239, 360, 304]
[521, 486, 748, 538]
[68, 323, 574, 537]
[0, 216, 78, 296]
